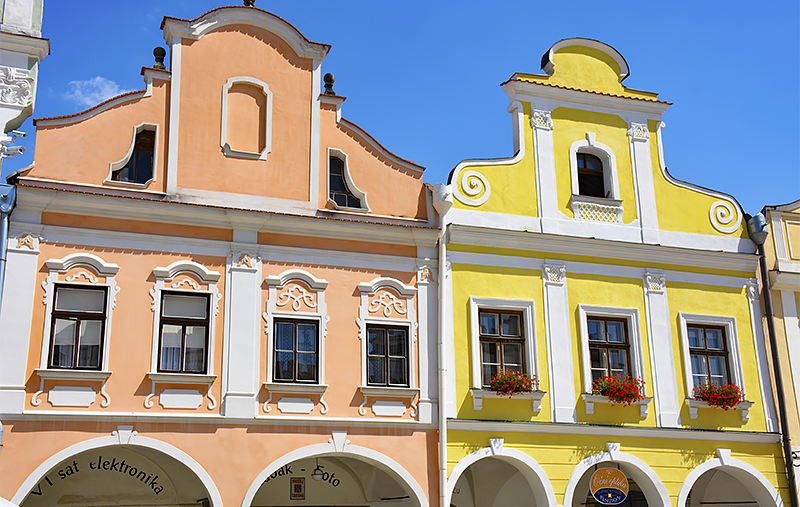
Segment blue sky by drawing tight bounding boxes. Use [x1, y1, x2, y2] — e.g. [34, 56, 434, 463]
[3, 0, 798, 215]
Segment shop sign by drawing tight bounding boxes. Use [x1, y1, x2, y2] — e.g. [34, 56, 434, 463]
[590, 468, 629, 505]
[290, 478, 305, 500]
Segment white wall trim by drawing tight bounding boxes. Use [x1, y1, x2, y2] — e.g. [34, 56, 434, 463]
[562, 445, 671, 507]
[165, 38, 181, 194]
[676, 450, 784, 507]
[445, 442, 557, 507]
[104, 122, 158, 188]
[10, 432, 224, 507]
[220, 76, 272, 160]
[239, 435, 428, 507]
[577, 305, 644, 394]
[327, 148, 370, 211]
[677, 313, 745, 399]
[468, 297, 537, 390]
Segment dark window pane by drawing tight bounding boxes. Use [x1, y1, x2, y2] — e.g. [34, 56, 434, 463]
[388, 357, 407, 386]
[368, 328, 386, 355]
[502, 342, 521, 366]
[501, 314, 520, 336]
[590, 347, 605, 370]
[578, 172, 605, 198]
[482, 364, 498, 385]
[368, 357, 385, 385]
[77, 320, 102, 368]
[588, 320, 604, 342]
[480, 313, 498, 335]
[52, 319, 77, 368]
[330, 174, 346, 192]
[332, 193, 348, 207]
[183, 326, 206, 372]
[275, 351, 294, 380]
[606, 321, 625, 343]
[297, 352, 317, 381]
[706, 328, 724, 350]
[329, 157, 343, 175]
[687, 327, 703, 348]
[388, 329, 406, 356]
[297, 324, 316, 352]
[481, 342, 498, 364]
[275, 322, 295, 351]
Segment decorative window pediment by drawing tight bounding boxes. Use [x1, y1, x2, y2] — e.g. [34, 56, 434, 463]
[221, 76, 272, 160]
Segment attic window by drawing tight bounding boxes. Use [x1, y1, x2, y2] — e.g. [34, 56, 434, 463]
[111, 129, 155, 184]
[329, 155, 362, 209]
[577, 152, 605, 198]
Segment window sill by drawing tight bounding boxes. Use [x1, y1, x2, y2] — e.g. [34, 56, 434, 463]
[36, 369, 112, 381]
[358, 386, 419, 417]
[582, 393, 652, 418]
[263, 382, 328, 395]
[103, 178, 154, 189]
[685, 398, 754, 421]
[147, 372, 217, 385]
[570, 195, 623, 224]
[470, 389, 546, 412]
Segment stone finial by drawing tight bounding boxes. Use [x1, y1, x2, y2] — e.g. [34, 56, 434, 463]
[323, 73, 335, 95]
[153, 47, 166, 70]
[244, 0, 255, 6]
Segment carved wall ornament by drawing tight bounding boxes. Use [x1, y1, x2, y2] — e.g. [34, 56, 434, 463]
[543, 264, 566, 284]
[65, 271, 99, 284]
[0, 66, 33, 107]
[531, 109, 553, 130]
[237, 253, 254, 268]
[709, 200, 742, 234]
[418, 267, 434, 283]
[627, 122, 650, 140]
[571, 198, 623, 223]
[276, 285, 317, 312]
[369, 292, 407, 318]
[746, 279, 760, 301]
[453, 169, 491, 206]
[172, 278, 201, 290]
[645, 272, 667, 292]
[16, 234, 35, 249]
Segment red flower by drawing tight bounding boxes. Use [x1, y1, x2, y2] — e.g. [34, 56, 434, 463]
[692, 382, 742, 410]
[489, 370, 538, 397]
[591, 376, 645, 405]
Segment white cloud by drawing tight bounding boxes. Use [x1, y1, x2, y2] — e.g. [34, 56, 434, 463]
[64, 77, 131, 108]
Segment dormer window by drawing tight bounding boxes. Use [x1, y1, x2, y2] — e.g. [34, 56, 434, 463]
[112, 129, 155, 184]
[576, 153, 605, 198]
[329, 155, 362, 209]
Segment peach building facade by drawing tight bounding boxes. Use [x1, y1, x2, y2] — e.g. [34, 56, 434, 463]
[0, 6, 440, 507]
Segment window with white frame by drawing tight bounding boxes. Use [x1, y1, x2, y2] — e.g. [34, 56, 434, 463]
[578, 305, 644, 393]
[678, 313, 744, 396]
[469, 298, 536, 390]
[263, 269, 328, 385]
[357, 277, 417, 390]
[569, 134, 620, 200]
[40, 253, 120, 373]
[149, 261, 221, 377]
[107, 123, 157, 186]
[328, 148, 369, 211]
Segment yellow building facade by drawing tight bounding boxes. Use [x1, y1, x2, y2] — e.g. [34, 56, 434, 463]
[439, 39, 788, 507]
[762, 200, 800, 488]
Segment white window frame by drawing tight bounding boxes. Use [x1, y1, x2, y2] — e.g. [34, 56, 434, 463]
[220, 76, 273, 160]
[263, 269, 329, 385]
[148, 261, 221, 377]
[678, 313, 744, 398]
[327, 148, 370, 211]
[39, 253, 120, 372]
[104, 122, 158, 188]
[569, 133, 621, 200]
[469, 297, 537, 390]
[578, 305, 644, 393]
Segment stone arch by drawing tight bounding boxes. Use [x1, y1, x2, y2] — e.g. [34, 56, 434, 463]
[562, 444, 670, 507]
[677, 450, 783, 507]
[446, 440, 557, 507]
[11, 431, 223, 507]
[241, 434, 427, 507]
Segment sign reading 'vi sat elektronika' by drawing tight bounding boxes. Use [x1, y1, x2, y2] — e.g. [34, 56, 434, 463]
[29, 455, 166, 498]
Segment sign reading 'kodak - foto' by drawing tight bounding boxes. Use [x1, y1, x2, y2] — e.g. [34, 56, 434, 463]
[590, 468, 629, 505]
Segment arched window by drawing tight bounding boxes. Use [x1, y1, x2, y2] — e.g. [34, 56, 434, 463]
[106, 123, 158, 187]
[577, 152, 605, 198]
[329, 155, 361, 208]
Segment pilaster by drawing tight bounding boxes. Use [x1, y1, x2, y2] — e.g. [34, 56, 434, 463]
[542, 261, 575, 422]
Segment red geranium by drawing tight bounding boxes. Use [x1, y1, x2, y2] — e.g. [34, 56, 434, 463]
[592, 376, 645, 405]
[693, 382, 743, 410]
[489, 370, 538, 397]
